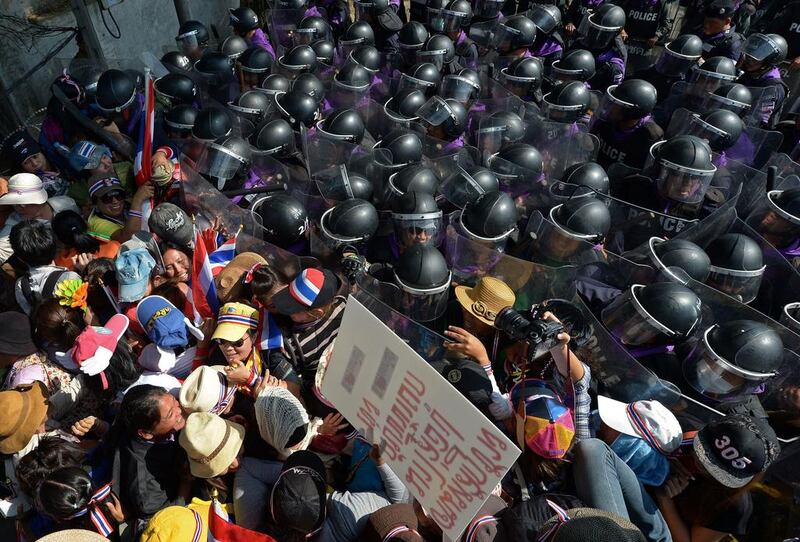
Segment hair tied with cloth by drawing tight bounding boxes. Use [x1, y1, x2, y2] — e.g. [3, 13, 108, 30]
[64, 482, 116, 537]
[243, 262, 264, 285]
[53, 278, 89, 312]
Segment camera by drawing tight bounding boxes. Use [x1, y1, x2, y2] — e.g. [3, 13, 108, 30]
[494, 307, 564, 359]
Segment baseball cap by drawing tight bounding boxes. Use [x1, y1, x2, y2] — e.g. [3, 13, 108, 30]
[271, 267, 341, 315]
[5, 130, 40, 165]
[67, 140, 111, 171]
[693, 413, 780, 488]
[116, 248, 157, 302]
[510, 379, 575, 459]
[431, 358, 493, 413]
[71, 314, 130, 377]
[270, 450, 328, 535]
[211, 302, 259, 342]
[88, 175, 123, 200]
[136, 295, 203, 349]
[705, 0, 736, 19]
[149, 203, 194, 250]
[597, 396, 682, 454]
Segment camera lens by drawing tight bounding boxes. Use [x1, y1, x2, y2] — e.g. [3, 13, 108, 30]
[494, 307, 531, 341]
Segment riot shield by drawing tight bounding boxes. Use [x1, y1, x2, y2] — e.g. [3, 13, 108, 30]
[514, 210, 599, 266]
[430, 148, 486, 208]
[444, 224, 577, 309]
[710, 155, 766, 219]
[744, 170, 800, 253]
[520, 117, 599, 181]
[362, 98, 424, 144]
[268, 8, 307, 53]
[626, 40, 659, 76]
[466, 97, 527, 160]
[354, 271, 450, 323]
[742, 84, 780, 129]
[761, 152, 800, 184]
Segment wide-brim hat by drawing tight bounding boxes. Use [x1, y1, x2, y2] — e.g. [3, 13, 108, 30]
[0, 173, 48, 206]
[37, 530, 108, 542]
[180, 412, 245, 478]
[454, 276, 516, 327]
[537, 507, 646, 542]
[215, 252, 268, 304]
[0, 381, 48, 454]
[179, 365, 231, 414]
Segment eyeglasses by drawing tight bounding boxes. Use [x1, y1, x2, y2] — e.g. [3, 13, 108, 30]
[214, 337, 246, 348]
[100, 190, 125, 204]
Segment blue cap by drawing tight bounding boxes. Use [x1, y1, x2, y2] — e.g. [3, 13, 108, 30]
[67, 140, 111, 171]
[115, 248, 156, 303]
[136, 295, 191, 350]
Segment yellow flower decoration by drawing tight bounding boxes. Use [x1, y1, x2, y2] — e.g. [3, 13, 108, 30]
[54, 279, 89, 312]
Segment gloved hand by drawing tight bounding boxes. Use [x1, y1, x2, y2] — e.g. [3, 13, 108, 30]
[341, 251, 367, 283]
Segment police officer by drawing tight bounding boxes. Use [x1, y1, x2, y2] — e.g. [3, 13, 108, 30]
[590, 79, 663, 170]
[229, 7, 276, 58]
[636, 34, 703, 99]
[528, 4, 566, 66]
[695, 0, 743, 61]
[175, 20, 210, 63]
[438, 0, 478, 69]
[571, 4, 628, 89]
[737, 33, 789, 129]
[761, 1, 800, 74]
[617, 0, 677, 49]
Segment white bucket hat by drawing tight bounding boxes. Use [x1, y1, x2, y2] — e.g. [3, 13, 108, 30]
[0, 173, 48, 206]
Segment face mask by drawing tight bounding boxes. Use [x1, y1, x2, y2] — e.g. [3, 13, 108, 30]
[610, 433, 670, 486]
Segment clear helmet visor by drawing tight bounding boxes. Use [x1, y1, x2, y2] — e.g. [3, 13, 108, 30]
[415, 49, 447, 71]
[687, 68, 737, 95]
[683, 326, 778, 401]
[393, 272, 452, 322]
[195, 143, 249, 181]
[541, 98, 587, 123]
[780, 302, 800, 335]
[743, 34, 780, 63]
[495, 24, 524, 53]
[399, 73, 437, 94]
[472, 0, 503, 18]
[440, 166, 489, 208]
[524, 211, 594, 264]
[600, 285, 678, 346]
[315, 164, 356, 203]
[439, 8, 468, 31]
[499, 68, 535, 97]
[596, 88, 635, 123]
[474, 125, 507, 158]
[441, 75, 479, 103]
[416, 96, 454, 126]
[745, 192, 800, 248]
[392, 211, 445, 248]
[330, 79, 370, 109]
[579, 15, 618, 49]
[427, 7, 446, 32]
[488, 153, 542, 198]
[705, 264, 765, 304]
[292, 28, 318, 46]
[547, 181, 598, 205]
[701, 92, 750, 116]
[653, 159, 716, 205]
[654, 48, 698, 77]
[176, 30, 200, 53]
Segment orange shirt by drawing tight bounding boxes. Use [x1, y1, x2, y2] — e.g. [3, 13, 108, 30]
[55, 240, 121, 271]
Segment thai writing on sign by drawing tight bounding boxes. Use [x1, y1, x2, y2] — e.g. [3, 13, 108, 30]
[320, 296, 521, 541]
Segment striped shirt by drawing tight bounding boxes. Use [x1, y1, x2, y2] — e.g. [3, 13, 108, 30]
[283, 296, 347, 384]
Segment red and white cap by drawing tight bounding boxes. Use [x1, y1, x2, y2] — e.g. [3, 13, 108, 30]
[598, 395, 682, 455]
[72, 314, 129, 377]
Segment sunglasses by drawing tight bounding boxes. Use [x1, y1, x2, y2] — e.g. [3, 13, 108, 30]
[100, 190, 125, 204]
[215, 337, 247, 348]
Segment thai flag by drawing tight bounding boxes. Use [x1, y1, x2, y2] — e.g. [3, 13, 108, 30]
[209, 497, 277, 542]
[209, 236, 238, 278]
[256, 308, 284, 351]
[192, 225, 219, 319]
[134, 67, 154, 187]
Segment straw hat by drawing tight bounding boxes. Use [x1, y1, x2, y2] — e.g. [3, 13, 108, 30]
[215, 252, 268, 304]
[37, 529, 108, 542]
[0, 381, 48, 454]
[0, 173, 48, 206]
[179, 365, 230, 414]
[179, 412, 245, 478]
[454, 276, 516, 327]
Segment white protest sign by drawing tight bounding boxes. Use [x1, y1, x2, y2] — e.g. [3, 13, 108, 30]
[320, 296, 521, 541]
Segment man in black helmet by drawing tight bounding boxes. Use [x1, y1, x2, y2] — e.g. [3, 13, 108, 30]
[229, 7, 277, 58]
[175, 20, 210, 62]
[695, 0, 743, 61]
[737, 33, 789, 129]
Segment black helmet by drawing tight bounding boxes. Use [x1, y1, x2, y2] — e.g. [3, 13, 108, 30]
[201, 134, 252, 182]
[689, 109, 743, 151]
[349, 45, 382, 73]
[440, 166, 499, 208]
[392, 189, 441, 217]
[96, 69, 137, 112]
[690, 56, 738, 83]
[391, 190, 444, 247]
[441, 0, 473, 30]
[685, 320, 783, 400]
[602, 282, 702, 345]
[742, 33, 788, 66]
[394, 244, 451, 292]
[333, 63, 371, 91]
[239, 47, 274, 73]
[194, 52, 235, 86]
[292, 73, 326, 104]
[228, 90, 272, 122]
[317, 108, 366, 143]
[604, 79, 658, 119]
[581, 4, 625, 49]
[320, 198, 380, 243]
[705, 233, 765, 303]
[221, 35, 249, 59]
[278, 45, 318, 73]
[323, 170, 374, 201]
[490, 143, 544, 186]
[542, 80, 591, 122]
[154, 73, 196, 105]
[192, 107, 233, 141]
[560, 161, 609, 194]
[497, 15, 537, 52]
[500, 57, 543, 95]
[650, 135, 716, 204]
[385, 88, 427, 121]
[69, 63, 103, 100]
[161, 51, 192, 72]
[176, 20, 210, 49]
[276, 89, 320, 129]
[655, 34, 703, 77]
[311, 40, 337, 66]
[402, 62, 442, 93]
[528, 4, 562, 35]
[550, 196, 611, 241]
[441, 70, 481, 103]
[398, 21, 429, 50]
[229, 7, 260, 32]
[481, 111, 526, 144]
[389, 163, 440, 197]
[375, 130, 424, 166]
[261, 73, 291, 95]
[253, 119, 295, 155]
[341, 21, 375, 47]
[551, 49, 596, 82]
[767, 187, 800, 227]
[704, 83, 752, 115]
[296, 16, 333, 44]
[164, 105, 198, 134]
[460, 191, 518, 241]
[439, 99, 467, 137]
[253, 193, 308, 247]
[648, 237, 711, 282]
[420, 35, 456, 66]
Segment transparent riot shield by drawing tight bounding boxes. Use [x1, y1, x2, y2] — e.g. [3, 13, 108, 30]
[745, 171, 800, 254]
[762, 152, 800, 182]
[520, 117, 599, 181]
[625, 40, 659, 76]
[430, 148, 486, 208]
[513, 210, 599, 267]
[444, 224, 577, 309]
[268, 8, 307, 53]
[742, 85, 780, 129]
[466, 97, 527, 158]
[362, 98, 424, 144]
[710, 155, 766, 219]
[573, 244, 658, 291]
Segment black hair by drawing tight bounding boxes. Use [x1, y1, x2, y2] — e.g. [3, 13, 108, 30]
[84, 339, 141, 400]
[9, 220, 56, 268]
[250, 265, 281, 301]
[16, 436, 86, 497]
[33, 297, 85, 351]
[119, 384, 169, 435]
[34, 466, 115, 531]
[51, 210, 100, 255]
[84, 257, 118, 323]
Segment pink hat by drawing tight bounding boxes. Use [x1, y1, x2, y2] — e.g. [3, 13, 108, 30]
[73, 314, 129, 381]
